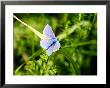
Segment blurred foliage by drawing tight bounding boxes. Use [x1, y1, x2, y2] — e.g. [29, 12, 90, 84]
[14, 13, 97, 75]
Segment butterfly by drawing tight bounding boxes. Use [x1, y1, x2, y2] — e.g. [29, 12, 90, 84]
[40, 24, 61, 56]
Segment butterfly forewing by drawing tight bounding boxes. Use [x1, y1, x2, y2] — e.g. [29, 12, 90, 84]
[43, 24, 55, 38]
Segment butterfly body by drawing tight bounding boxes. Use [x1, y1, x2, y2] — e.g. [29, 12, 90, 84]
[46, 38, 57, 50]
[40, 24, 61, 56]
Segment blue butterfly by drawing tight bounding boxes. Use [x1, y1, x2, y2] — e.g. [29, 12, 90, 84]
[40, 24, 61, 56]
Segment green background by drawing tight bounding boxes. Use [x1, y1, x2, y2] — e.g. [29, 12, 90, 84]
[14, 13, 97, 75]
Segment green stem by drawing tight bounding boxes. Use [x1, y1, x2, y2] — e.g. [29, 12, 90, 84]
[59, 50, 79, 75]
[14, 15, 46, 39]
[27, 69, 35, 75]
[92, 13, 97, 25]
[29, 49, 43, 60]
[79, 13, 82, 21]
[15, 63, 25, 75]
[32, 35, 35, 54]
[61, 40, 96, 49]
[80, 49, 96, 56]
[57, 21, 91, 41]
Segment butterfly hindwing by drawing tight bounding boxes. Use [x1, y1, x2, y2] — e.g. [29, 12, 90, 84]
[46, 44, 54, 56]
[53, 41, 61, 52]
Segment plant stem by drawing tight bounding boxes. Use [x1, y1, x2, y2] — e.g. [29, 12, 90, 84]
[57, 21, 91, 41]
[14, 15, 46, 39]
[79, 13, 82, 21]
[15, 63, 25, 75]
[61, 40, 96, 49]
[32, 35, 35, 54]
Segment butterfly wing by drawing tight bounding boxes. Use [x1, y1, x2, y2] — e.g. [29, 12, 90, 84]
[43, 24, 55, 38]
[46, 40, 61, 56]
[46, 45, 54, 56]
[53, 41, 61, 52]
[40, 39, 53, 50]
